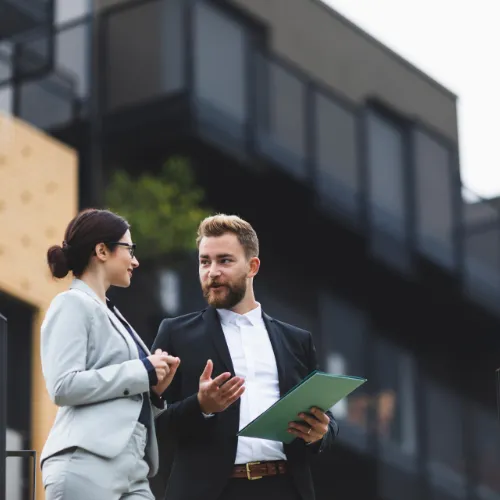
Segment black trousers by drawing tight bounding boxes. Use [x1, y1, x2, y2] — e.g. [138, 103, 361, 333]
[218, 475, 302, 500]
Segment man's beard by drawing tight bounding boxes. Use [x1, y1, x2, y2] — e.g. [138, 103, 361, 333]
[202, 277, 247, 309]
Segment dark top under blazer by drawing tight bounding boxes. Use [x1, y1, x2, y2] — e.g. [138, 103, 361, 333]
[105, 299, 161, 428]
[152, 306, 338, 500]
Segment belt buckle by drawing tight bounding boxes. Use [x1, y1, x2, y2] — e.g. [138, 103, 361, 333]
[246, 461, 262, 480]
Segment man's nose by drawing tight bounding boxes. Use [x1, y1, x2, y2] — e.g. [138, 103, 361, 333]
[208, 264, 221, 277]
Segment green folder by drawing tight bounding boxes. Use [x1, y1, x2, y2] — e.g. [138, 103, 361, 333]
[237, 370, 367, 444]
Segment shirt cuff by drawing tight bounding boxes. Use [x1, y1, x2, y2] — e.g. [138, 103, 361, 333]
[150, 390, 165, 409]
[142, 358, 158, 387]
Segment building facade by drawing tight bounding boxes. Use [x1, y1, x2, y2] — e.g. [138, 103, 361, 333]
[1, 1, 500, 499]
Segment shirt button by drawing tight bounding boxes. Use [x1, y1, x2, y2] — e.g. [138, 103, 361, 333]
[124, 389, 130, 396]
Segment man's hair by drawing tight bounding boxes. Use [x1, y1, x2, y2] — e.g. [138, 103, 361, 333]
[196, 214, 259, 259]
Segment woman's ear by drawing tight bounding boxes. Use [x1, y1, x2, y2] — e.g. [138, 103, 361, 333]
[94, 242, 108, 262]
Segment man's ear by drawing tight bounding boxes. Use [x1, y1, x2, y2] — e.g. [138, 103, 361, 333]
[248, 257, 260, 278]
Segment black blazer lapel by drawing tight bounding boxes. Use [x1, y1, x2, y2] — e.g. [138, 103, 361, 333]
[203, 306, 235, 375]
[263, 312, 289, 397]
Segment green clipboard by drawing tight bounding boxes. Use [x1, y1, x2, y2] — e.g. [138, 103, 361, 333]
[237, 370, 367, 444]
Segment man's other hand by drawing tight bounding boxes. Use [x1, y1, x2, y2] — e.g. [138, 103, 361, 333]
[197, 359, 245, 414]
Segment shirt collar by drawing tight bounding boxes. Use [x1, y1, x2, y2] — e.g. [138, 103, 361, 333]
[217, 303, 262, 327]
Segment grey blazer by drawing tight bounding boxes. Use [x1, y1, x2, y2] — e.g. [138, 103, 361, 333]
[40, 278, 166, 476]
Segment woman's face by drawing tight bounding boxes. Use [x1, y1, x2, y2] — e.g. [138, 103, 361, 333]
[105, 230, 139, 287]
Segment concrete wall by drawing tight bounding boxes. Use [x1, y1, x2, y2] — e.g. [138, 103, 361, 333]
[230, 0, 458, 142]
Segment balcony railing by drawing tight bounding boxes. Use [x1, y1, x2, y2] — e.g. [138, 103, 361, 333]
[0, 0, 499, 317]
[0, 0, 54, 41]
[0, 15, 88, 127]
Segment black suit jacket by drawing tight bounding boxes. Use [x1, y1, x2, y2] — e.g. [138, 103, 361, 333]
[152, 306, 338, 500]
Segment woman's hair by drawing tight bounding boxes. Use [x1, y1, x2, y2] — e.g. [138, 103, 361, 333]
[47, 208, 130, 279]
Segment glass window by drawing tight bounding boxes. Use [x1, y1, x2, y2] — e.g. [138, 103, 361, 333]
[0, 42, 12, 85]
[0, 86, 13, 115]
[17, 73, 74, 130]
[366, 110, 410, 272]
[414, 129, 456, 270]
[0, 43, 13, 114]
[374, 336, 417, 471]
[473, 403, 500, 499]
[55, 21, 91, 102]
[105, 0, 184, 111]
[194, 1, 247, 136]
[314, 92, 359, 224]
[55, 0, 90, 25]
[424, 377, 467, 498]
[159, 269, 181, 316]
[319, 292, 369, 451]
[255, 55, 306, 179]
[463, 197, 500, 313]
[15, 30, 52, 80]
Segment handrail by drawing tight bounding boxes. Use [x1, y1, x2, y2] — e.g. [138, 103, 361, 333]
[6, 451, 37, 500]
[0, 314, 6, 500]
[0, 316, 37, 500]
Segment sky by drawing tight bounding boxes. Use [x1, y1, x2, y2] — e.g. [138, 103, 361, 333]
[323, 0, 500, 199]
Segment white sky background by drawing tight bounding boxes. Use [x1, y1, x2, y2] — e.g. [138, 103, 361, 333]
[323, 0, 500, 199]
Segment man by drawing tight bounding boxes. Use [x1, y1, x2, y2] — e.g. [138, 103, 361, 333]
[152, 214, 338, 500]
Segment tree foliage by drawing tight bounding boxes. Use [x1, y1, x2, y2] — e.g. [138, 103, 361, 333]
[105, 156, 211, 260]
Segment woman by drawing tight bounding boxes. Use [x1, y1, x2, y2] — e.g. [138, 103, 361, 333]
[40, 208, 180, 500]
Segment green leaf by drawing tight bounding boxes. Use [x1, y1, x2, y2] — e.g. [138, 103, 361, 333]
[104, 156, 211, 260]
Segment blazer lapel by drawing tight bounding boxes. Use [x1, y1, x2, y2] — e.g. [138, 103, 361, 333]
[203, 307, 235, 375]
[263, 312, 289, 397]
[103, 306, 137, 357]
[113, 306, 151, 355]
[69, 279, 136, 357]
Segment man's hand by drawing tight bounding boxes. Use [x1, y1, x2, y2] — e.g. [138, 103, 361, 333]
[287, 407, 330, 444]
[150, 349, 181, 397]
[197, 359, 245, 414]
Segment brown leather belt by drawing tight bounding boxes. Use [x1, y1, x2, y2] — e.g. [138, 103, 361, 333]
[231, 460, 287, 480]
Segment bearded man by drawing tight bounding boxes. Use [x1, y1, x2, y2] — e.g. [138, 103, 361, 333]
[152, 214, 338, 500]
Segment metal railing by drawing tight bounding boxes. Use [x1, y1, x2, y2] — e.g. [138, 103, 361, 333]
[6, 451, 37, 500]
[0, 0, 54, 42]
[0, 314, 6, 500]
[0, 315, 37, 500]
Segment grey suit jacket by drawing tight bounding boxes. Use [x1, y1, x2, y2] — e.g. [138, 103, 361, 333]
[40, 278, 166, 476]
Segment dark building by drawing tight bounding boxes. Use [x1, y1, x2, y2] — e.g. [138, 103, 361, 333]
[2, 1, 500, 500]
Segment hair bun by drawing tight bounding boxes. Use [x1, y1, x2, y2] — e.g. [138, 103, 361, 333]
[47, 245, 70, 279]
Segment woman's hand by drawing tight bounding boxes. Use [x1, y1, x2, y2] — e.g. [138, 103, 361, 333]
[150, 349, 180, 397]
[147, 351, 170, 382]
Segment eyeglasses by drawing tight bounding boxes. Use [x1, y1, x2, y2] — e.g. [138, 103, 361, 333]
[110, 242, 137, 258]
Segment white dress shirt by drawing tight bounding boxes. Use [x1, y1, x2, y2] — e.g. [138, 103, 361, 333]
[217, 304, 287, 464]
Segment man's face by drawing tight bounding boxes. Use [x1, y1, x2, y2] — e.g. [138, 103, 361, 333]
[198, 233, 251, 309]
